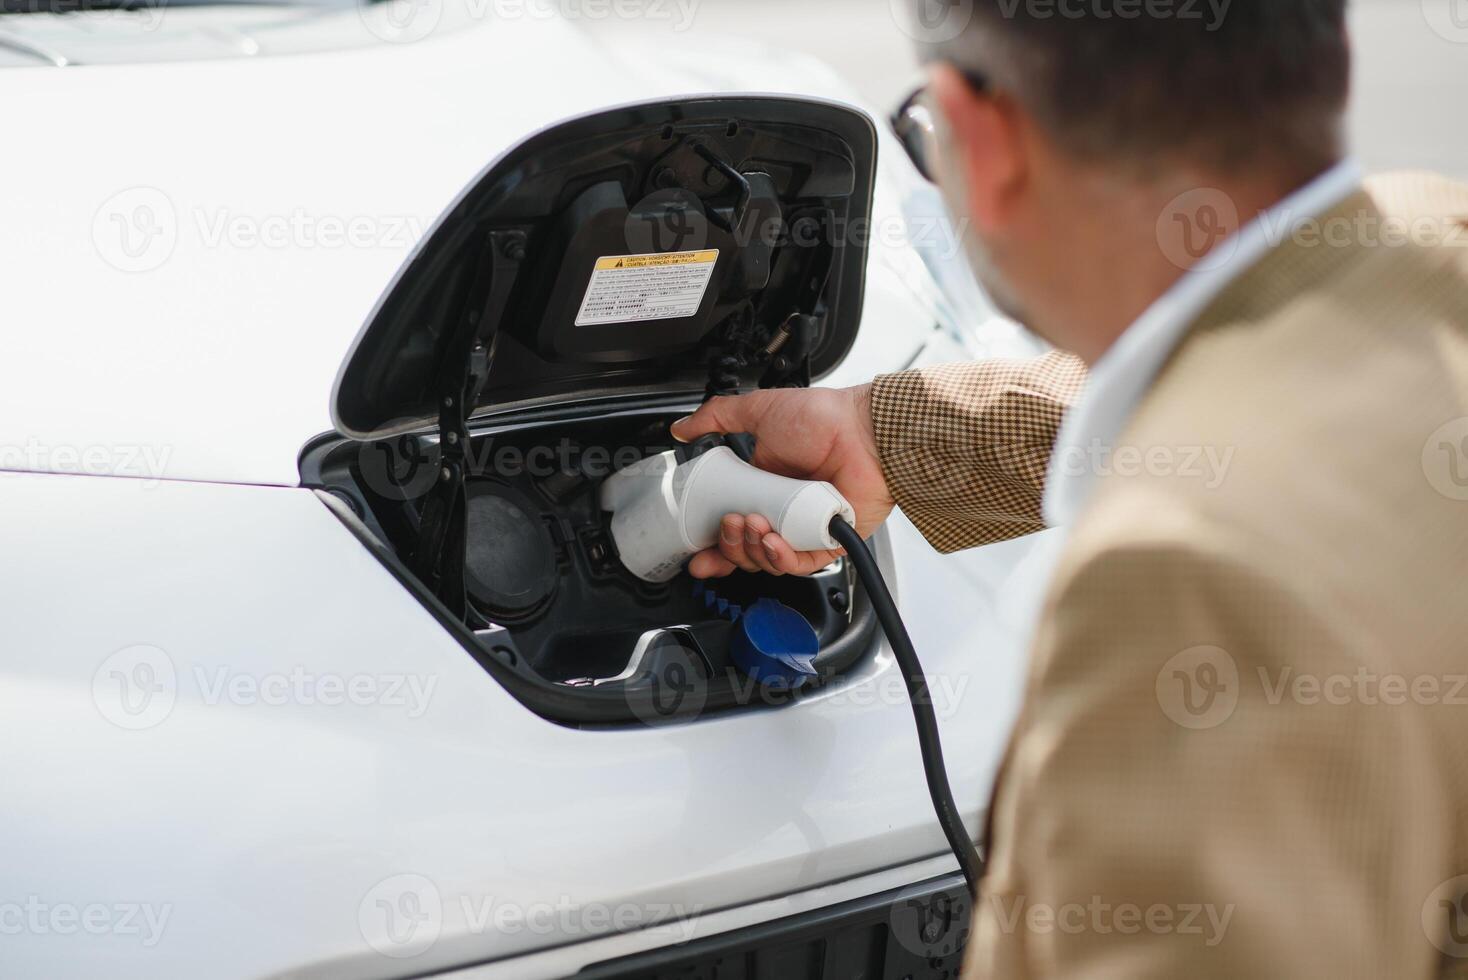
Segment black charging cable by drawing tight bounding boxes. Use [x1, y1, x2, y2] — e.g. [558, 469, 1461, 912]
[827, 517, 985, 897]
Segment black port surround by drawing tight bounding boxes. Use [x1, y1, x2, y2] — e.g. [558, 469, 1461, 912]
[300, 400, 882, 729]
[314, 97, 883, 725]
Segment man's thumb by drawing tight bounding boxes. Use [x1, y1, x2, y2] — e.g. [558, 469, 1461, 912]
[670, 395, 742, 443]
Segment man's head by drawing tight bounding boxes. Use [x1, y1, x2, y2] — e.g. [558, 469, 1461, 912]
[910, 0, 1352, 361]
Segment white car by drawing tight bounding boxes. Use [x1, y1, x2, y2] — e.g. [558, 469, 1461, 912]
[2, 3, 1052, 977]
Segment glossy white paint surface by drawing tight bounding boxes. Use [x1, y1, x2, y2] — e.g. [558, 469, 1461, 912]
[0, 472, 1029, 978]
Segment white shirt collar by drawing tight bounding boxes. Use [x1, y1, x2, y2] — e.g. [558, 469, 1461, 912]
[1041, 158, 1363, 528]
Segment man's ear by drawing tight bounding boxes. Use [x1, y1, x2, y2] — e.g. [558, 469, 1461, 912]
[929, 63, 1026, 235]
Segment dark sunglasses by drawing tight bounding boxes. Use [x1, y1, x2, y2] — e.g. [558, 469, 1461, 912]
[890, 69, 989, 183]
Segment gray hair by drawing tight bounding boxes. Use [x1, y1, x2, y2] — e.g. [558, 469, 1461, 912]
[920, 0, 1351, 176]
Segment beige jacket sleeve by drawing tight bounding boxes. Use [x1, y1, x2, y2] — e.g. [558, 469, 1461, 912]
[869, 351, 1088, 553]
[968, 520, 1451, 979]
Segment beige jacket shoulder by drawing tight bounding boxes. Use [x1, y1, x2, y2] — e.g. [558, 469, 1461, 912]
[875, 173, 1468, 978]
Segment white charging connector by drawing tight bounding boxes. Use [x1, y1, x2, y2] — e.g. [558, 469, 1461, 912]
[599, 446, 856, 583]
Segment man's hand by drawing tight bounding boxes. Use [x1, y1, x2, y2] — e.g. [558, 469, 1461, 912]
[670, 385, 894, 578]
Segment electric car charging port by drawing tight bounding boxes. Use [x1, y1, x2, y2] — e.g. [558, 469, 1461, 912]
[302, 405, 879, 725]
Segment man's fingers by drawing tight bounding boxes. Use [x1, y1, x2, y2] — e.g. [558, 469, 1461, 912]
[761, 534, 843, 576]
[670, 395, 745, 443]
[717, 514, 762, 573]
[693, 518, 847, 578]
[759, 531, 804, 575]
[741, 514, 784, 576]
[688, 549, 737, 579]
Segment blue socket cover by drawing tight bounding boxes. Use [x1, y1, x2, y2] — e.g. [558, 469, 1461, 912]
[694, 584, 820, 688]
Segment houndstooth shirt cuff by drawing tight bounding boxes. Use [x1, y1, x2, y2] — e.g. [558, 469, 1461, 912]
[870, 351, 1088, 554]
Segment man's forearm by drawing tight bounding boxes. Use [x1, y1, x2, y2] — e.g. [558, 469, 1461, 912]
[870, 351, 1088, 553]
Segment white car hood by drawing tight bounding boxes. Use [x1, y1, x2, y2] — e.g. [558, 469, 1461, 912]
[0, 6, 946, 487]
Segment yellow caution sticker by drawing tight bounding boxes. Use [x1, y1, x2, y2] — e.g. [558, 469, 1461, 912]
[575, 249, 720, 326]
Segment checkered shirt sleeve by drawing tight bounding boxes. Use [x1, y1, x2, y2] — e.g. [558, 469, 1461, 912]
[870, 351, 1088, 553]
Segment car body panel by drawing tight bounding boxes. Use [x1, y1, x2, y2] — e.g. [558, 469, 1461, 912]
[0, 2, 376, 68]
[0, 470, 1017, 978]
